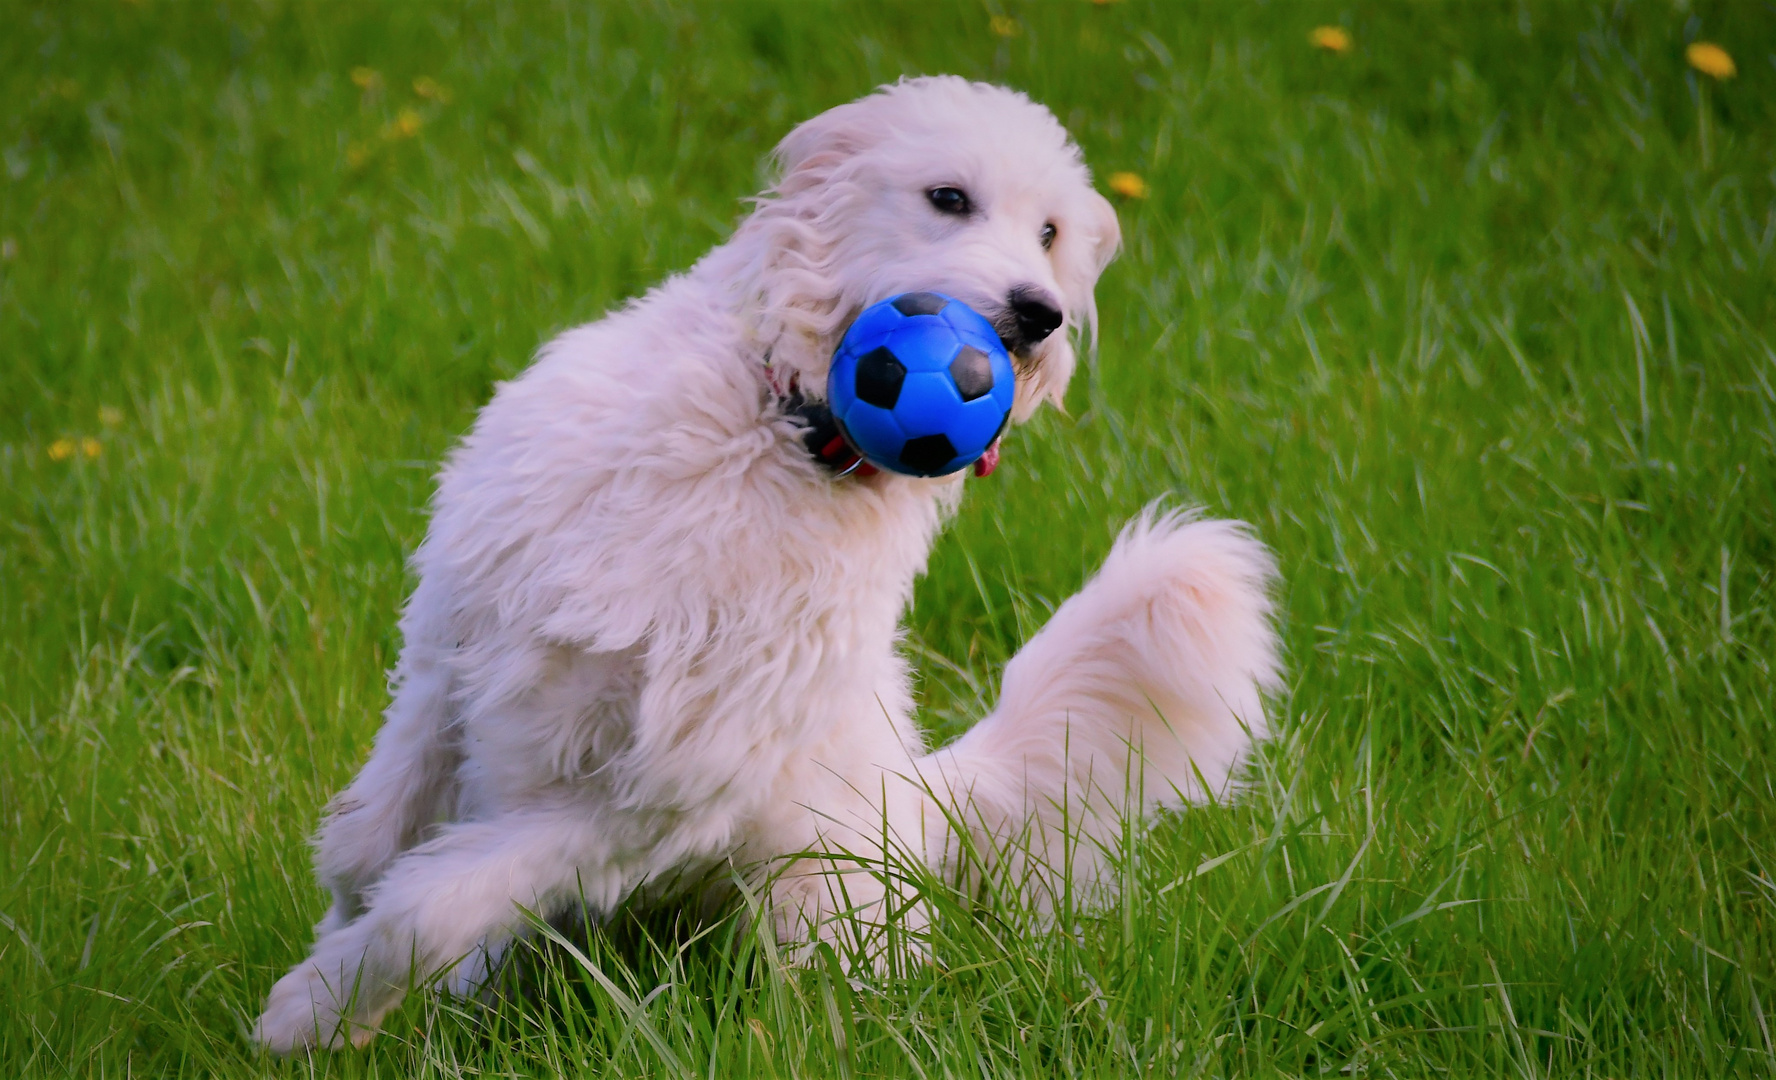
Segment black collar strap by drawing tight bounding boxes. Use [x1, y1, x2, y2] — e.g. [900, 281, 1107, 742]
[782, 385, 878, 477]
[765, 358, 878, 478]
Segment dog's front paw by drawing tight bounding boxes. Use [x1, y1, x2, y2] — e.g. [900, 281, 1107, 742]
[252, 961, 372, 1054]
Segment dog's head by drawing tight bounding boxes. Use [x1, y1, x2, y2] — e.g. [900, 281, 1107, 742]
[732, 76, 1121, 422]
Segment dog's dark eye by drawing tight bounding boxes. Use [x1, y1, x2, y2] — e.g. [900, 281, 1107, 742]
[927, 186, 971, 216]
[1040, 223, 1057, 251]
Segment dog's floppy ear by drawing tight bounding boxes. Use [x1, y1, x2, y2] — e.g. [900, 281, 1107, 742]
[1021, 187, 1120, 416]
[771, 98, 879, 195]
[732, 97, 886, 389]
[1062, 187, 1122, 352]
[1082, 188, 1122, 277]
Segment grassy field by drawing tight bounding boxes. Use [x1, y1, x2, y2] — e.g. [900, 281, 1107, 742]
[4, 1, 1774, 1075]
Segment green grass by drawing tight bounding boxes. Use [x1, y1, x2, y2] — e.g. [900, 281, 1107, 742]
[4, 1, 1774, 1075]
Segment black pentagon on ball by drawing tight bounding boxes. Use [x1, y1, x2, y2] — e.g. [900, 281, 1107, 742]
[948, 345, 995, 402]
[900, 433, 958, 474]
[854, 346, 906, 409]
[890, 292, 949, 317]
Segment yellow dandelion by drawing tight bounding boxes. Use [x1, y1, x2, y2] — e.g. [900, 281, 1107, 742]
[385, 107, 423, 139]
[1687, 42, 1736, 80]
[1311, 26, 1352, 53]
[412, 76, 452, 102]
[99, 405, 124, 426]
[989, 14, 1019, 37]
[351, 66, 382, 91]
[1108, 171, 1147, 199]
[48, 438, 75, 461]
[82, 438, 102, 459]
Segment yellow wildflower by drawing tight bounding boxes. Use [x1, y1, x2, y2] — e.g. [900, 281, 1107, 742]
[351, 66, 382, 91]
[1686, 42, 1735, 80]
[989, 14, 1019, 37]
[99, 406, 124, 426]
[386, 107, 423, 139]
[82, 438, 102, 459]
[1311, 26, 1352, 53]
[412, 76, 452, 102]
[48, 438, 75, 461]
[1108, 171, 1147, 199]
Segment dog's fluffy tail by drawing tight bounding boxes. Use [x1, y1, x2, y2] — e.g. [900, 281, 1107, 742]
[912, 509, 1282, 906]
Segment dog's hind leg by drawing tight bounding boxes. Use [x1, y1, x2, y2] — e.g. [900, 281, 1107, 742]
[312, 570, 463, 933]
[734, 674, 939, 971]
[255, 805, 622, 1053]
[912, 509, 1283, 908]
[754, 774, 937, 971]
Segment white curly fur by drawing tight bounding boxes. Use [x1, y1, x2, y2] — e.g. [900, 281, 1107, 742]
[252, 76, 1282, 1053]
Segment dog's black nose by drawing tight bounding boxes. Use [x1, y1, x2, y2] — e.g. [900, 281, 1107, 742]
[1008, 286, 1064, 346]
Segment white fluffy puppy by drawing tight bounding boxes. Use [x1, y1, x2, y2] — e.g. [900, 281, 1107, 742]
[254, 75, 1281, 1053]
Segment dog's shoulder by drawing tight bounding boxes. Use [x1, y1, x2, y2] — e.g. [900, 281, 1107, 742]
[417, 278, 825, 638]
[440, 279, 779, 489]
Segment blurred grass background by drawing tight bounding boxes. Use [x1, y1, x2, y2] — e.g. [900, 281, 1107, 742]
[2, 1, 1773, 1076]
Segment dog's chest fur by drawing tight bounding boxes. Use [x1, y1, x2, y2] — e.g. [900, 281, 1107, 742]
[419, 271, 953, 845]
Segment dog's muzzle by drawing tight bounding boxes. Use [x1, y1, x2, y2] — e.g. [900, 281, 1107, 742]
[994, 285, 1065, 356]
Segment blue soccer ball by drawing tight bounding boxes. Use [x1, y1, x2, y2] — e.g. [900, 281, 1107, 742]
[827, 292, 1017, 477]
